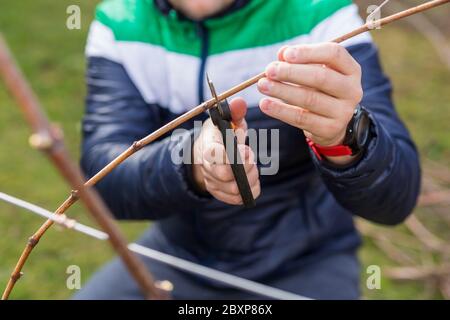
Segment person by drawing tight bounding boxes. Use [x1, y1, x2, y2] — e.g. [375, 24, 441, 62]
[74, 0, 421, 299]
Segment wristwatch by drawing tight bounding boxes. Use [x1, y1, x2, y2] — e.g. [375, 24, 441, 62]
[307, 105, 371, 160]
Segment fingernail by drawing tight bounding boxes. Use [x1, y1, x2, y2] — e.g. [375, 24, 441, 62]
[284, 48, 297, 61]
[278, 45, 289, 61]
[266, 64, 277, 78]
[260, 99, 271, 112]
[258, 78, 271, 93]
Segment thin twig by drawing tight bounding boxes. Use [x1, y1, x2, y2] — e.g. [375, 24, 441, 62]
[405, 215, 445, 251]
[1, 0, 449, 298]
[0, 35, 165, 300]
[419, 189, 450, 206]
[423, 159, 450, 184]
[387, 0, 450, 70]
[439, 276, 450, 299]
[384, 264, 450, 280]
[373, 237, 417, 265]
[357, 219, 428, 251]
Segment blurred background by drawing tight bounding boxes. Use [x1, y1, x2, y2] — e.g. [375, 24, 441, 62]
[0, 0, 449, 299]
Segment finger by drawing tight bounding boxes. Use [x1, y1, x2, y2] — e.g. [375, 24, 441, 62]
[265, 61, 350, 98]
[205, 175, 241, 195]
[277, 45, 290, 61]
[233, 128, 247, 146]
[204, 159, 255, 184]
[208, 180, 261, 205]
[237, 144, 256, 169]
[200, 119, 224, 146]
[250, 179, 261, 199]
[229, 97, 248, 129]
[204, 163, 259, 199]
[202, 140, 251, 165]
[193, 119, 222, 165]
[280, 43, 361, 76]
[203, 142, 228, 165]
[204, 143, 255, 180]
[209, 189, 243, 205]
[201, 124, 245, 160]
[246, 164, 259, 186]
[208, 141, 253, 167]
[204, 157, 258, 188]
[202, 100, 247, 151]
[259, 98, 336, 138]
[303, 130, 314, 140]
[229, 98, 248, 145]
[202, 165, 231, 185]
[203, 162, 258, 194]
[203, 160, 234, 182]
[257, 77, 341, 118]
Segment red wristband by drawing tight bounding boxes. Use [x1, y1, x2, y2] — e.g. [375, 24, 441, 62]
[306, 138, 353, 161]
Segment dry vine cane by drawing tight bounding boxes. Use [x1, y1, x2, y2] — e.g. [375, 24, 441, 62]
[1, 0, 449, 299]
[0, 36, 168, 300]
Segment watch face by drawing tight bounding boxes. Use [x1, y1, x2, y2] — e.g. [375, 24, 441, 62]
[355, 110, 370, 148]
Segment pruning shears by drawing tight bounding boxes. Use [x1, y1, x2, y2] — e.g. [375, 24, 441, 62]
[206, 74, 256, 208]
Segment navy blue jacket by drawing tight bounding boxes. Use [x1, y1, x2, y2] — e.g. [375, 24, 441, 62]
[81, 1, 421, 282]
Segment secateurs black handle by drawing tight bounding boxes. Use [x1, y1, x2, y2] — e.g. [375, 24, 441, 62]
[206, 75, 256, 208]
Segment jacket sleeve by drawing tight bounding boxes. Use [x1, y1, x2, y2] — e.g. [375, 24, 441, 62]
[310, 42, 421, 225]
[80, 55, 208, 220]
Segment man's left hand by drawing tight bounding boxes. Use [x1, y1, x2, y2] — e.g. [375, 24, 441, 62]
[257, 43, 363, 165]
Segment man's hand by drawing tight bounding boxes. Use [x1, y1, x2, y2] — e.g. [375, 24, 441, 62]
[192, 98, 260, 205]
[257, 43, 363, 165]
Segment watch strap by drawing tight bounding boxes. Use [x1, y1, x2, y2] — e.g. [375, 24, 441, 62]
[306, 138, 353, 160]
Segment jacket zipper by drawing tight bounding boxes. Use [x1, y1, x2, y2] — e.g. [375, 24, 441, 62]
[193, 22, 215, 265]
[196, 22, 209, 104]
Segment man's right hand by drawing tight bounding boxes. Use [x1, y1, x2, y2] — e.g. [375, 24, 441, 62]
[192, 97, 261, 205]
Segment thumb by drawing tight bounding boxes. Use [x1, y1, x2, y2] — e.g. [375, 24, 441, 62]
[229, 97, 248, 145]
[229, 97, 248, 130]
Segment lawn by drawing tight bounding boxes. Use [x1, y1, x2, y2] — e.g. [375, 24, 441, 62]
[0, 0, 449, 299]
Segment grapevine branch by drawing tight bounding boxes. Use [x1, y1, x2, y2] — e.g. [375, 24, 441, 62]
[1, 0, 449, 299]
[0, 35, 167, 300]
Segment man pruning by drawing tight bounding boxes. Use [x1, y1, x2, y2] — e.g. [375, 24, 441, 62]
[76, 0, 420, 299]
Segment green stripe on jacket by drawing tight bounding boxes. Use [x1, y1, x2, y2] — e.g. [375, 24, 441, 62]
[95, 0, 352, 57]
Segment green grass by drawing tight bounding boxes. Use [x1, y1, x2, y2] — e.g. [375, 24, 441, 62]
[0, 0, 449, 299]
